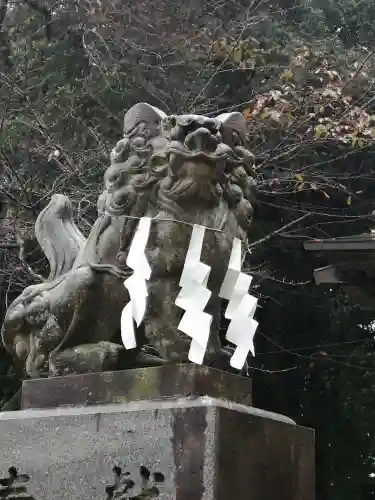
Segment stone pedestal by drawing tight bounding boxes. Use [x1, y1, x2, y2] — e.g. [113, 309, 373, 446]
[21, 364, 253, 410]
[0, 366, 314, 500]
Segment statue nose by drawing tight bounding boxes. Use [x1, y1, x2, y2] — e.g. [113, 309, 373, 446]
[184, 127, 218, 153]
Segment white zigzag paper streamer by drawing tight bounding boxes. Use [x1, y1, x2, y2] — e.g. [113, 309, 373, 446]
[219, 237, 258, 370]
[121, 217, 152, 350]
[175, 224, 213, 364]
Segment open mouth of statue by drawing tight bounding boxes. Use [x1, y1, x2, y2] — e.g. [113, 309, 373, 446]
[167, 139, 243, 183]
[156, 131, 243, 204]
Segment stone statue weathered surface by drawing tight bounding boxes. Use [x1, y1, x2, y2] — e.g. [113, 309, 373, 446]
[1, 103, 256, 378]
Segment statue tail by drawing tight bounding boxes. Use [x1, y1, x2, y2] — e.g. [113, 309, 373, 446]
[35, 194, 86, 280]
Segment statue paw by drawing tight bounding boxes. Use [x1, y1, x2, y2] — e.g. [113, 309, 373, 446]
[48, 343, 171, 376]
[48, 341, 127, 376]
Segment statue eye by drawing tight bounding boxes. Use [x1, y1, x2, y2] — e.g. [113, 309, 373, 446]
[151, 155, 167, 167]
[128, 155, 143, 169]
[108, 173, 120, 183]
[131, 136, 146, 147]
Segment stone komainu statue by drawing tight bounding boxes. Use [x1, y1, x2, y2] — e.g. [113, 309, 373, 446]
[1, 103, 256, 377]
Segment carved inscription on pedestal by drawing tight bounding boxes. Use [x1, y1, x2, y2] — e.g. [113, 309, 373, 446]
[0, 467, 35, 499]
[105, 465, 165, 499]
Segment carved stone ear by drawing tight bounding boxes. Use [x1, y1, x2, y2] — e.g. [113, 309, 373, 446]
[217, 112, 247, 144]
[123, 102, 167, 135]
